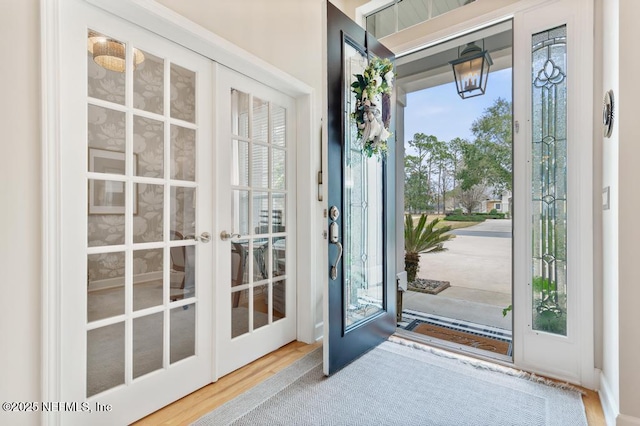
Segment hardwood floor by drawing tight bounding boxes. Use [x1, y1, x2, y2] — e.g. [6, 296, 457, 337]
[582, 388, 607, 426]
[133, 341, 321, 425]
[133, 340, 604, 425]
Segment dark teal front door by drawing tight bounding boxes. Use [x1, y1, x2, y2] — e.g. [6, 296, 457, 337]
[325, 2, 397, 375]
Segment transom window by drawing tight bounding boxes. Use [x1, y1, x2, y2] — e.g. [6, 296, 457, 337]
[365, 0, 476, 39]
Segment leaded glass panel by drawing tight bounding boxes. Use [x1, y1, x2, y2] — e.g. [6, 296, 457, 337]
[343, 41, 384, 329]
[531, 25, 567, 336]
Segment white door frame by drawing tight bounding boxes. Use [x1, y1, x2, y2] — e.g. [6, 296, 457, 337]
[367, 0, 595, 388]
[41, 0, 316, 422]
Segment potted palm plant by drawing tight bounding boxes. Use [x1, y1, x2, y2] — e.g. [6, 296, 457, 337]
[399, 214, 454, 321]
[404, 214, 454, 283]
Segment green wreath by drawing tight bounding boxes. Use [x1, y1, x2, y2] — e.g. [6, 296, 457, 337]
[351, 57, 394, 158]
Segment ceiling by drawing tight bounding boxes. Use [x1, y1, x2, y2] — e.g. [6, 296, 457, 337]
[395, 21, 513, 93]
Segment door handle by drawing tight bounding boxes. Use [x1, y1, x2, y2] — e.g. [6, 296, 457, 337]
[331, 241, 343, 280]
[197, 232, 212, 243]
[184, 232, 212, 243]
[329, 215, 342, 280]
[220, 231, 241, 241]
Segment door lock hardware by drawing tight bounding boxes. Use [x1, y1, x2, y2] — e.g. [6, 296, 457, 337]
[328, 215, 342, 280]
[329, 221, 339, 243]
[329, 206, 340, 221]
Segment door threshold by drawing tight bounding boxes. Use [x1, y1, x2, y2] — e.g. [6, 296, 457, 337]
[394, 328, 513, 366]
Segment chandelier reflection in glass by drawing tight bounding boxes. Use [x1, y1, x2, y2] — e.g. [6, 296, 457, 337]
[87, 31, 145, 73]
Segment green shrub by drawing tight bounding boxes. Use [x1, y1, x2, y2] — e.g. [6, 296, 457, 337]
[532, 276, 554, 292]
[474, 212, 506, 219]
[486, 213, 506, 219]
[444, 215, 485, 222]
[534, 308, 567, 335]
[489, 208, 498, 215]
[532, 276, 567, 335]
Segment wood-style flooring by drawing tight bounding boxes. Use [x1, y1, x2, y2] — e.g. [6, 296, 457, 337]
[133, 341, 320, 425]
[133, 339, 605, 425]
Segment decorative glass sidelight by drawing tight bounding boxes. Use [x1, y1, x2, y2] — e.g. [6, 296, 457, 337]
[343, 40, 384, 329]
[531, 25, 567, 336]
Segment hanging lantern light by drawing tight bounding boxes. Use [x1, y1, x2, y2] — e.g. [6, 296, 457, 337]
[449, 41, 493, 99]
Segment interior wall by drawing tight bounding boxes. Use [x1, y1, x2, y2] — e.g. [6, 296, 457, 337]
[617, 0, 640, 423]
[343, 0, 370, 20]
[0, 1, 41, 425]
[154, 0, 324, 98]
[600, 0, 620, 422]
[153, 0, 329, 338]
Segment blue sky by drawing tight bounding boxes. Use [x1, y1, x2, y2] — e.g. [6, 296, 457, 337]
[404, 68, 512, 154]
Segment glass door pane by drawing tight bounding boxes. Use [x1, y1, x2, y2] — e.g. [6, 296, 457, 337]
[228, 88, 290, 338]
[85, 27, 202, 398]
[343, 41, 384, 329]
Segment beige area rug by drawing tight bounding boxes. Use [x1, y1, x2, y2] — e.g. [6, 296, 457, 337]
[194, 340, 587, 425]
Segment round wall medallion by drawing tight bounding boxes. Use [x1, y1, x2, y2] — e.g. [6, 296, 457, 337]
[603, 90, 614, 138]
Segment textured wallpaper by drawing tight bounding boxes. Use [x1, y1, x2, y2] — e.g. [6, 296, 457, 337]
[87, 46, 196, 283]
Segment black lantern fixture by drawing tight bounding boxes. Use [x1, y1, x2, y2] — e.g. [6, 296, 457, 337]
[449, 41, 493, 99]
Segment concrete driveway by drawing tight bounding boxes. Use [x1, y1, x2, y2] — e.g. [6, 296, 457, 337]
[403, 219, 513, 329]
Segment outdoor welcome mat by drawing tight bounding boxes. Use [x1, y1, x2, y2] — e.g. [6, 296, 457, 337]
[193, 340, 586, 425]
[406, 319, 512, 356]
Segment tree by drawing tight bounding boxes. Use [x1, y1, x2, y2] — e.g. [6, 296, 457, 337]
[457, 98, 512, 195]
[457, 184, 488, 214]
[405, 155, 430, 212]
[404, 133, 439, 212]
[404, 215, 454, 282]
[448, 137, 467, 191]
[430, 138, 453, 214]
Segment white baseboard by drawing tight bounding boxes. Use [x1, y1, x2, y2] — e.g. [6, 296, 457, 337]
[618, 414, 640, 426]
[599, 369, 619, 426]
[88, 271, 163, 292]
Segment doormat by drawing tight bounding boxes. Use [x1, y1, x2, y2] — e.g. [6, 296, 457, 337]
[405, 319, 512, 356]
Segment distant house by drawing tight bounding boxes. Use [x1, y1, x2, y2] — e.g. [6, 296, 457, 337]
[482, 191, 512, 216]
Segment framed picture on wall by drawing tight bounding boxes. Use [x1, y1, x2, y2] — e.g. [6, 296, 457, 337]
[89, 148, 138, 214]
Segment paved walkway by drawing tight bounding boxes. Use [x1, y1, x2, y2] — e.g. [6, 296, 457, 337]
[403, 219, 513, 329]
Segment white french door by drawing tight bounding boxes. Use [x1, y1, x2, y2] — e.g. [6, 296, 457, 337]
[215, 65, 297, 377]
[58, 1, 214, 423]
